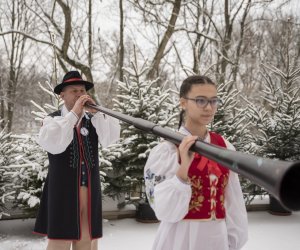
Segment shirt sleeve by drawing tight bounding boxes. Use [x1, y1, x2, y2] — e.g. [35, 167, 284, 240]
[144, 141, 192, 223]
[91, 112, 121, 148]
[222, 137, 248, 250]
[38, 112, 78, 154]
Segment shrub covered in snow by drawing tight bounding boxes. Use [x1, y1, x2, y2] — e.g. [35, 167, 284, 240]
[9, 135, 48, 211]
[246, 63, 300, 161]
[242, 60, 300, 205]
[101, 60, 178, 205]
[0, 120, 12, 218]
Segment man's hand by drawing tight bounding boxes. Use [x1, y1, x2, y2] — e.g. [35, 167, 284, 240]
[84, 103, 98, 114]
[71, 95, 97, 117]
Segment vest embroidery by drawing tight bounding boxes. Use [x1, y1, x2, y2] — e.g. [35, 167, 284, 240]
[188, 175, 205, 212]
[49, 110, 96, 169]
[71, 130, 80, 169]
[81, 117, 96, 169]
[184, 132, 229, 220]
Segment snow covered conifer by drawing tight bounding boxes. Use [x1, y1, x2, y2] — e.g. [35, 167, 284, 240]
[244, 58, 300, 209]
[246, 20, 300, 161]
[0, 81, 62, 215]
[31, 81, 63, 122]
[13, 81, 62, 212]
[0, 121, 12, 218]
[7, 134, 49, 213]
[211, 81, 253, 153]
[246, 63, 300, 161]
[209, 80, 260, 204]
[101, 59, 177, 205]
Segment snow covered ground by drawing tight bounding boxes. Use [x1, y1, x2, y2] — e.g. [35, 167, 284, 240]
[0, 211, 300, 250]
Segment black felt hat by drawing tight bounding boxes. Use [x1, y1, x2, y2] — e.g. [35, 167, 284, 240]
[54, 71, 94, 94]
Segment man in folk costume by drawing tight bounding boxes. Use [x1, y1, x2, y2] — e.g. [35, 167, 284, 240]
[34, 71, 120, 250]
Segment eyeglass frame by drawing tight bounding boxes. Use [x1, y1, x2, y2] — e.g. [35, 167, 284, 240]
[182, 96, 220, 108]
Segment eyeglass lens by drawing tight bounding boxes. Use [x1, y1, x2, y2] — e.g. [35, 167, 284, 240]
[195, 97, 219, 107]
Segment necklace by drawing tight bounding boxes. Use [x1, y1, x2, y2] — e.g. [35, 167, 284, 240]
[182, 126, 208, 141]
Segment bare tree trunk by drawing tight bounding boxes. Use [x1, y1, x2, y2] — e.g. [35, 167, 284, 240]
[7, 62, 16, 132]
[191, 1, 211, 74]
[0, 0, 33, 132]
[55, 0, 95, 96]
[88, 0, 93, 69]
[191, 3, 201, 74]
[56, 0, 71, 58]
[232, 0, 251, 89]
[7, 1, 18, 132]
[214, 0, 253, 91]
[0, 77, 5, 128]
[119, 0, 124, 82]
[219, 0, 232, 85]
[147, 0, 182, 80]
[2, 0, 96, 97]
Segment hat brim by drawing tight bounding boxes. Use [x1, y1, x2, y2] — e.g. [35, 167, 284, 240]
[54, 80, 94, 94]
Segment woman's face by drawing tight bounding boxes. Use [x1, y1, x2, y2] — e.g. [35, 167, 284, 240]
[180, 83, 218, 127]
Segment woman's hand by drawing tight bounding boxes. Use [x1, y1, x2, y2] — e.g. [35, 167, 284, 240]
[176, 135, 198, 182]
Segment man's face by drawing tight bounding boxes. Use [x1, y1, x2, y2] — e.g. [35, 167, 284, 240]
[60, 84, 87, 110]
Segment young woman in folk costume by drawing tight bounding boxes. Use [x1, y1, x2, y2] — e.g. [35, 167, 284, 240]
[144, 75, 248, 250]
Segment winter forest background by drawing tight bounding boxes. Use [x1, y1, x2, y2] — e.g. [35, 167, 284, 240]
[0, 0, 300, 219]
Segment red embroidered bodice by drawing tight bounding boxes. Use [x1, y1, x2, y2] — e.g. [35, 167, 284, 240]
[183, 132, 229, 220]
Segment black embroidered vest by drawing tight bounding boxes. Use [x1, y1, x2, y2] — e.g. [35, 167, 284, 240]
[47, 110, 99, 170]
[34, 110, 103, 239]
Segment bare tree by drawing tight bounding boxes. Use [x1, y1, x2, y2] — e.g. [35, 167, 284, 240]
[0, 0, 35, 132]
[128, 0, 182, 80]
[10, 0, 97, 94]
[0, 76, 5, 128]
[52, 0, 94, 84]
[119, 0, 125, 82]
[147, 0, 182, 80]
[88, 0, 93, 69]
[179, 0, 215, 75]
[0, 0, 102, 130]
[1, 0, 299, 133]
[206, 0, 254, 88]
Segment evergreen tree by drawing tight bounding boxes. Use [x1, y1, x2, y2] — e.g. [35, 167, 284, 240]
[247, 20, 300, 162]
[0, 81, 60, 215]
[101, 59, 178, 206]
[246, 63, 300, 161]
[31, 81, 63, 122]
[0, 120, 12, 218]
[211, 81, 253, 152]
[211, 81, 263, 204]
[13, 81, 61, 212]
[7, 134, 48, 214]
[244, 60, 300, 208]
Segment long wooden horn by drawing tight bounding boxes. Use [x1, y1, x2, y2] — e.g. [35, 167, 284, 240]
[86, 103, 300, 211]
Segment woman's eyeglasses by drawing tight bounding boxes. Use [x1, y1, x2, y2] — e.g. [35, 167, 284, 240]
[183, 97, 220, 108]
